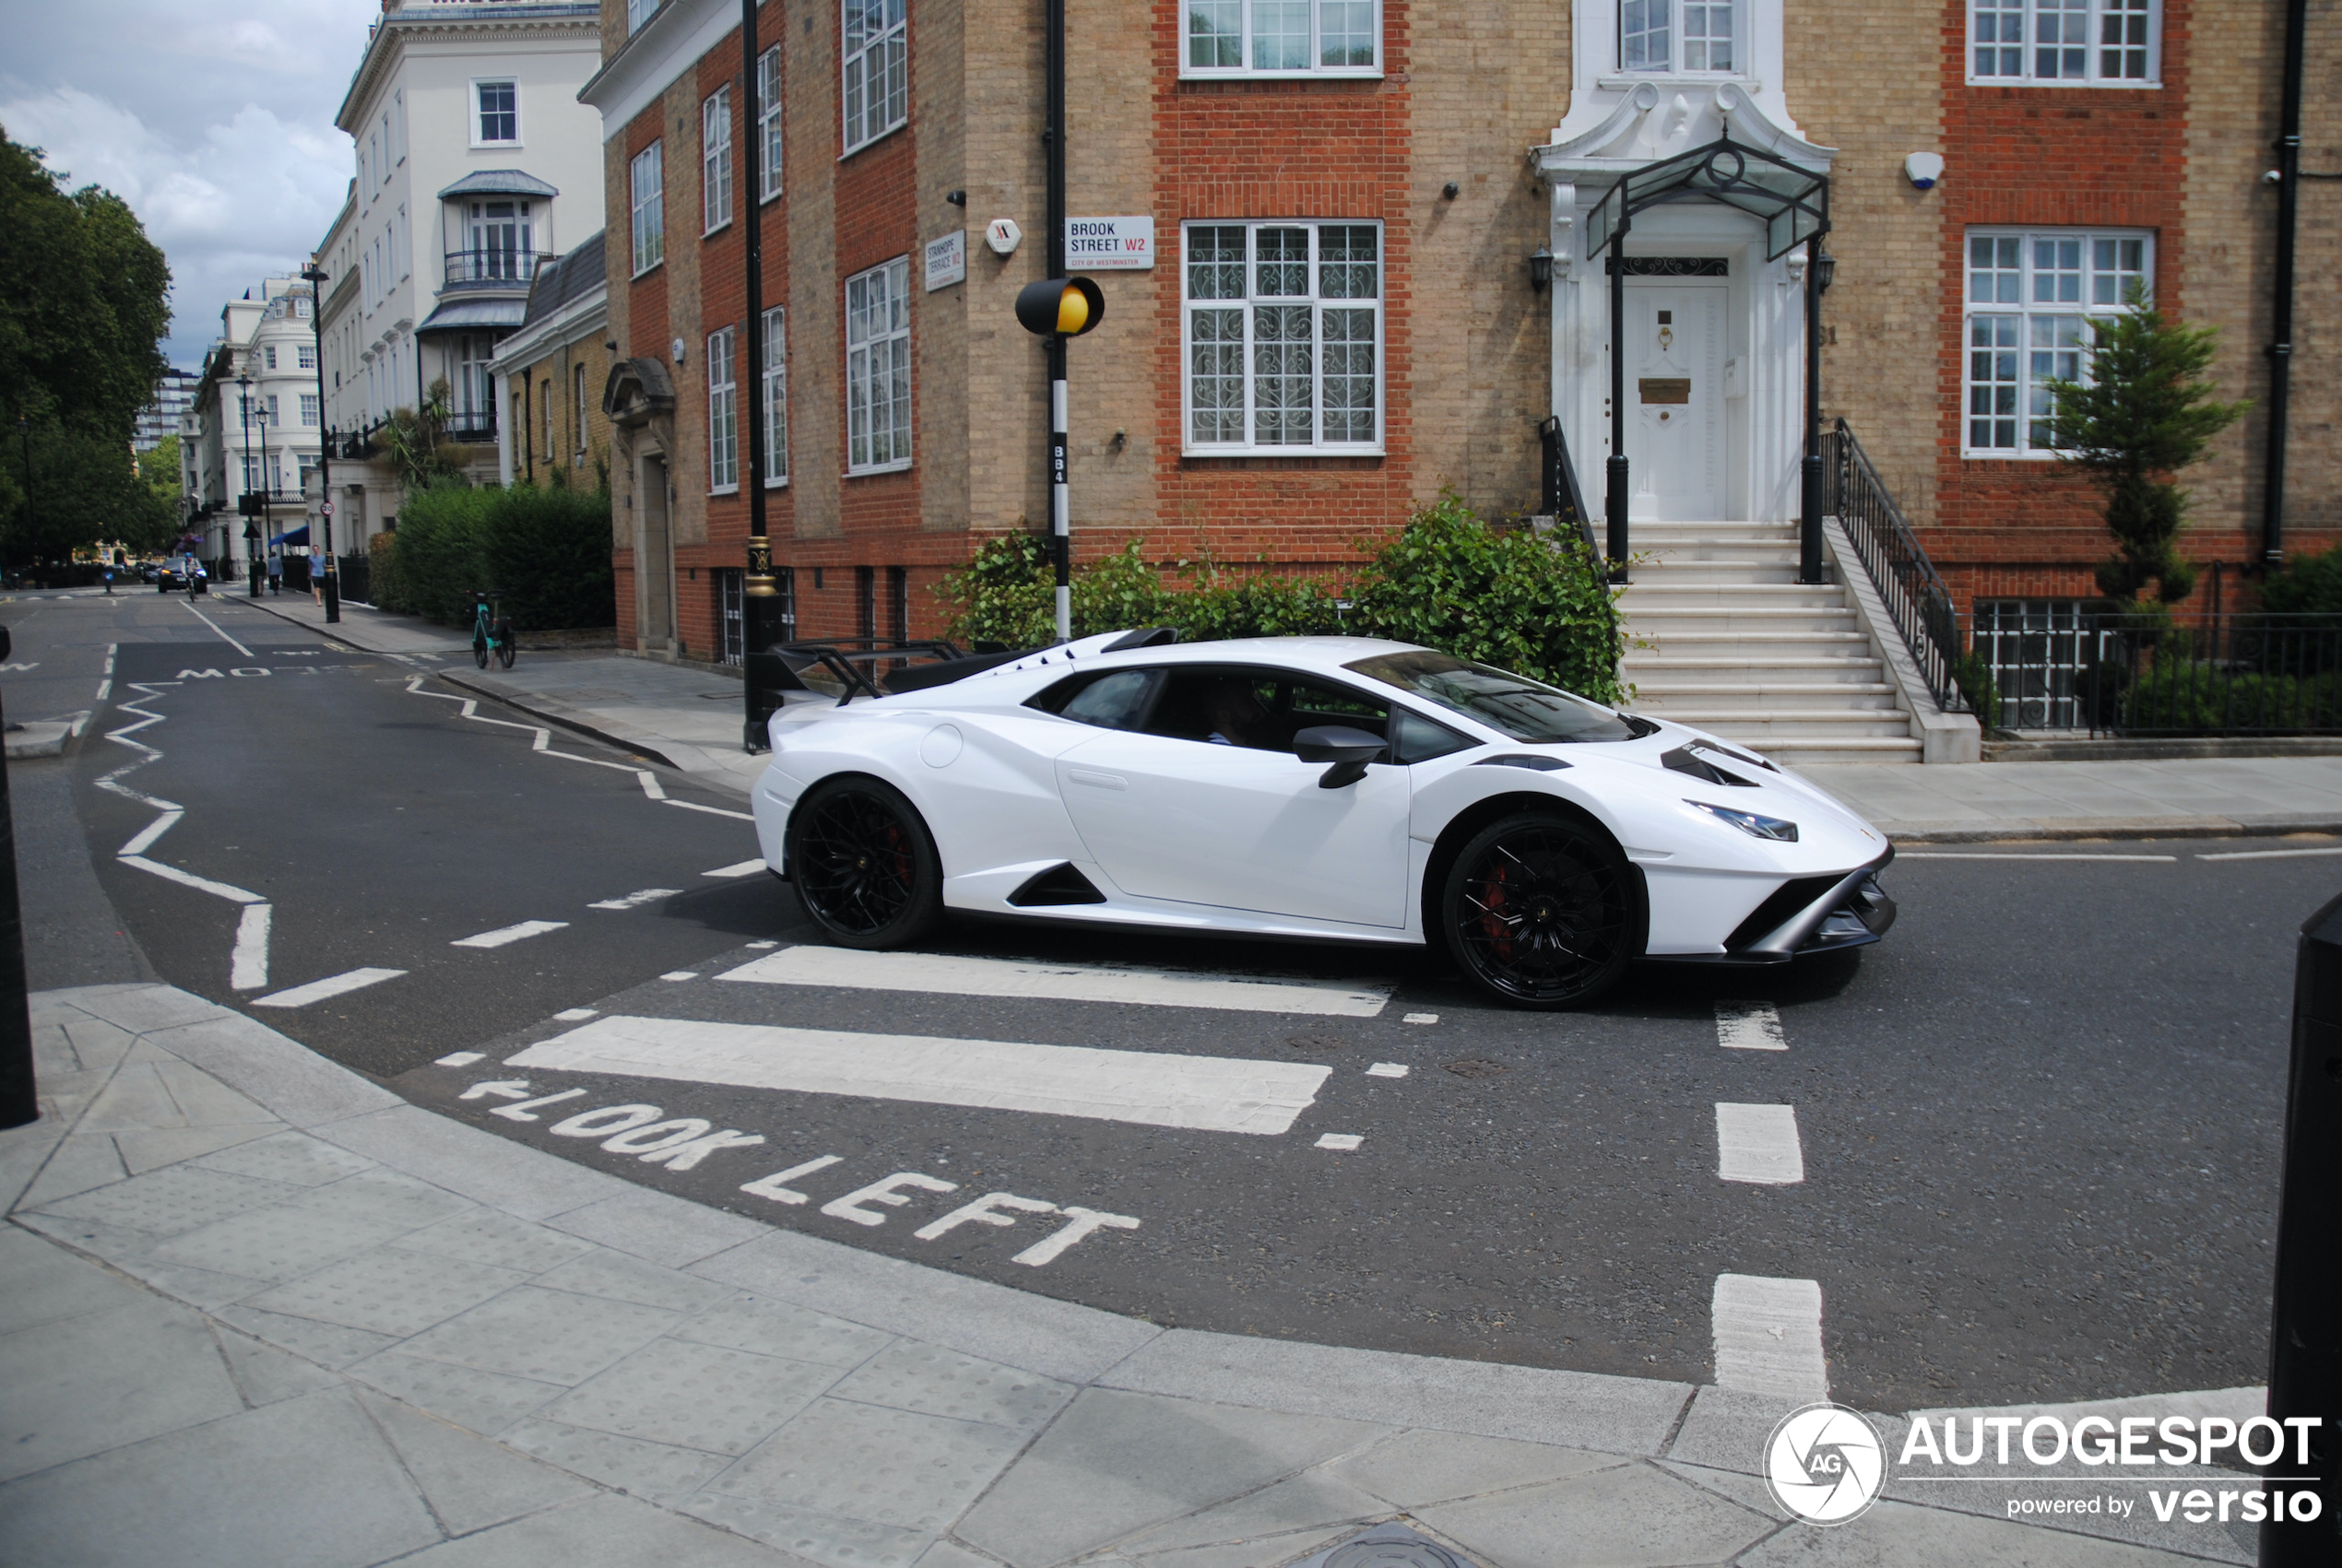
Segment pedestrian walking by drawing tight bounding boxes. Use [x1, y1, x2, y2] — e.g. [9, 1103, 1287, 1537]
[102, 567, 113, 595]
[267, 554, 282, 595]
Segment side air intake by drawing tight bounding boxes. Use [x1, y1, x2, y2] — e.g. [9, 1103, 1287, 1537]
[1008, 863, 1108, 906]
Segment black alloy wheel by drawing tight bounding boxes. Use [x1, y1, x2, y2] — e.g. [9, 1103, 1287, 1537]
[1442, 811, 1637, 1008]
[788, 777, 943, 949]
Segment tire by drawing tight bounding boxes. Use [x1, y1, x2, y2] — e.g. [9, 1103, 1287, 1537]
[472, 629, 490, 669]
[787, 777, 943, 949]
[1440, 811, 1638, 1009]
[495, 619, 516, 669]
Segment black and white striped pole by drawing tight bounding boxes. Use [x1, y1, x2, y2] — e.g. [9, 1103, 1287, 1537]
[1015, 276, 1103, 643]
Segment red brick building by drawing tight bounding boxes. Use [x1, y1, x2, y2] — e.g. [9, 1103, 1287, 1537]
[583, 0, 2336, 734]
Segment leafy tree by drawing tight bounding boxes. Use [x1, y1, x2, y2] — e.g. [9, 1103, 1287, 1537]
[2259, 547, 2342, 618]
[2041, 285, 2249, 605]
[141, 434, 183, 515]
[0, 129, 171, 442]
[0, 422, 173, 565]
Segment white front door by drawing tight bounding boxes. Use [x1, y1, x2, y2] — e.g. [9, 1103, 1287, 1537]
[1623, 280, 1727, 520]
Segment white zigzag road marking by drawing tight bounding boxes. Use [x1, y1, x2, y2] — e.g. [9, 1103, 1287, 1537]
[403, 675, 716, 812]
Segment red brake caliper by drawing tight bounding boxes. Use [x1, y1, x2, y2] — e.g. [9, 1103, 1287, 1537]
[1481, 858, 1513, 961]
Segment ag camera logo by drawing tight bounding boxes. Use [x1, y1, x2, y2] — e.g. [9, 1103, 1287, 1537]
[1766, 1402, 1887, 1525]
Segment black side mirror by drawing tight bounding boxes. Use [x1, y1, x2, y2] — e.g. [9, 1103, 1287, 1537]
[1294, 725, 1386, 789]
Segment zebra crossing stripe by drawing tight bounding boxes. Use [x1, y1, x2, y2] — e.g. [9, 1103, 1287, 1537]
[717, 945, 1390, 1018]
[504, 1013, 1332, 1135]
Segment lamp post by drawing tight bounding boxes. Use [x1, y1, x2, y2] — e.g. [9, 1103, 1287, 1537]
[250, 400, 270, 595]
[738, 0, 782, 751]
[298, 262, 340, 622]
[235, 371, 256, 589]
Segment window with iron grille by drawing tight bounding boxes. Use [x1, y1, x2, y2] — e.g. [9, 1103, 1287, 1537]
[1183, 0, 1378, 75]
[703, 87, 733, 235]
[757, 46, 785, 201]
[845, 257, 911, 473]
[631, 143, 664, 276]
[762, 305, 789, 486]
[708, 325, 739, 492]
[1969, 0, 2157, 85]
[1183, 221, 1381, 455]
[843, 0, 907, 154]
[716, 569, 745, 665]
[1963, 228, 2150, 457]
[1974, 600, 2090, 728]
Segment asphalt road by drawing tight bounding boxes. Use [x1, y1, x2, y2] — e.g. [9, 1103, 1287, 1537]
[8, 584, 2321, 1415]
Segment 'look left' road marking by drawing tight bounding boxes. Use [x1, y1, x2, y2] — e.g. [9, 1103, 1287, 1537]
[452, 920, 569, 949]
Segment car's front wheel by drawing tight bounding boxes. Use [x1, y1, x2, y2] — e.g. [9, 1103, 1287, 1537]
[1441, 811, 1638, 1008]
[787, 777, 943, 949]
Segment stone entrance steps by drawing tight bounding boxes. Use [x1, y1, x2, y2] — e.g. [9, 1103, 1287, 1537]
[1618, 522, 1922, 766]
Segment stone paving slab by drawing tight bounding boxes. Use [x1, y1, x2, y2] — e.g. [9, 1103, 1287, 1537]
[0, 984, 2250, 1567]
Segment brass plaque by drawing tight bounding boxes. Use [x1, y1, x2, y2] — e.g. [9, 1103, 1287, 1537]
[1638, 377, 1692, 406]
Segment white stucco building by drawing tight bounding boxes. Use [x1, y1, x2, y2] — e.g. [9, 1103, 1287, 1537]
[182, 278, 325, 578]
[314, 0, 604, 555]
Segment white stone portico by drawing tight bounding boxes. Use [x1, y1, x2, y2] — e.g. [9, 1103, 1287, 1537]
[1532, 0, 1834, 526]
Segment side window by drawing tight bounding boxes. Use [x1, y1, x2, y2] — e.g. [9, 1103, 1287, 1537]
[1147, 668, 1390, 751]
[1390, 706, 1473, 763]
[1031, 668, 1163, 730]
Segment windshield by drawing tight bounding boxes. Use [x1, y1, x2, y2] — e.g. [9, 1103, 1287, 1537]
[1344, 650, 1647, 744]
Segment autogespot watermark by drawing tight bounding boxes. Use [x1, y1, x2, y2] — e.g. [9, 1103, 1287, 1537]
[1764, 1406, 2326, 1529]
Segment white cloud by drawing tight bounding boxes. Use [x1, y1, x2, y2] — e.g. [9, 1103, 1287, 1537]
[1, 0, 380, 370]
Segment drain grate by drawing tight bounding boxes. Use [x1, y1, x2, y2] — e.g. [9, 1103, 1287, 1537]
[1305, 1523, 1480, 1568]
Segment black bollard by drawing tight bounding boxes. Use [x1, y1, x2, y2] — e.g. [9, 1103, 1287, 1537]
[2263, 893, 2342, 1562]
[0, 626, 37, 1129]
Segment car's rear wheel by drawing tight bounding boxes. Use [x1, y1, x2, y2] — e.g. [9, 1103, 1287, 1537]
[1441, 812, 1638, 1008]
[788, 777, 943, 949]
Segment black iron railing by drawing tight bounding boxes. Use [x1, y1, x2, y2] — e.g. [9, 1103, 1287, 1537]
[443, 410, 498, 442]
[1974, 607, 2342, 735]
[337, 552, 372, 607]
[1823, 418, 1969, 713]
[1538, 416, 1603, 568]
[443, 248, 545, 288]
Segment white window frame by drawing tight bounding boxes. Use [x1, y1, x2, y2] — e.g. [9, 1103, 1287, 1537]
[1614, 0, 1742, 75]
[756, 45, 786, 202]
[630, 142, 665, 277]
[1180, 0, 1382, 77]
[1968, 0, 2159, 87]
[301, 394, 320, 427]
[708, 325, 739, 493]
[761, 305, 790, 487]
[845, 257, 912, 475]
[1962, 227, 2153, 459]
[842, 0, 908, 156]
[298, 344, 316, 370]
[472, 79, 521, 147]
[1180, 219, 1384, 458]
[702, 87, 734, 235]
[626, 0, 658, 32]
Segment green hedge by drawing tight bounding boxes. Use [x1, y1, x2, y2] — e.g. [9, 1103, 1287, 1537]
[379, 484, 615, 631]
[936, 495, 1626, 703]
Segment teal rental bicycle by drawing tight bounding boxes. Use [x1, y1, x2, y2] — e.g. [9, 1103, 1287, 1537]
[471, 591, 516, 670]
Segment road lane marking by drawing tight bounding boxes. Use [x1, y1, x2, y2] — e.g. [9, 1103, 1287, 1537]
[660, 971, 699, 981]
[553, 1008, 599, 1021]
[1716, 1000, 1787, 1051]
[1897, 852, 2177, 862]
[452, 919, 570, 949]
[1402, 1012, 1438, 1024]
[1315, 1133, 1364, 1151]
[2198, 845, 2342, 861]
[1712, 1274, 1828, 1398]
[1366, 1063, 1409, 1078]
[253, 967, 407, 1008]
[588, 888, 680, 910]
[1716, 1102, 1804, 1185]
[230, 905, 272, 991]
[666, 799, 756, 821]
[717, 946, 1391, 1018]
[120, 855, 263, 904]
[437, 1052, 486, 1067]
[183, 601, 254, 655]
[704, 859, 769, 878]
[505, 1013, 1333, 1135]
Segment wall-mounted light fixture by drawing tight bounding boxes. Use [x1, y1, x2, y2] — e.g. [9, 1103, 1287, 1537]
[1816, 250, 1837, 293]
[1441, 181, 1461, 200]
[946, 189, 966, 206]
[1528, 244, 1554, 291]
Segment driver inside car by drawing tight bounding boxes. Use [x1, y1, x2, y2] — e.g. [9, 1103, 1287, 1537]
[1200, 677, 1273, 749]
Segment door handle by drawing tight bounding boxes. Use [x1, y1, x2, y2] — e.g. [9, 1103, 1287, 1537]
[1067, 769, 1128, 791]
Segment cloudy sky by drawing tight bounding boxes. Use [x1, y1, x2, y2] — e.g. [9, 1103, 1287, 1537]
[2, 0, 384, 370]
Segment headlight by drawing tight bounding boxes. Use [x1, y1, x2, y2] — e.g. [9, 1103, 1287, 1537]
[1686, 799, 1799, 843]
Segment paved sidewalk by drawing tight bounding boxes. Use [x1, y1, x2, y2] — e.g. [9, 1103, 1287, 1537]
[237, 592, 2342, 841]
[1, 983, 2259, 1566]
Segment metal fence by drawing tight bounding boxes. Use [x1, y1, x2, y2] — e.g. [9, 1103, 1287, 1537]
[1822, 419, 1969, 714]
[1972, 605, 2342, 735]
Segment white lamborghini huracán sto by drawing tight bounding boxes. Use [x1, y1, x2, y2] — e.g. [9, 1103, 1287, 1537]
[748, 632, 1896, 1008]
